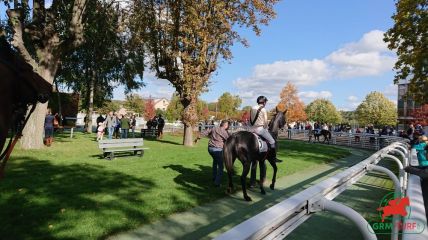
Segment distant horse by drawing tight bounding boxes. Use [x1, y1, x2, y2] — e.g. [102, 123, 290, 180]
[309, 129, 331, 144]
[0, 35, 52, 178]
[223, 110, 286, 201]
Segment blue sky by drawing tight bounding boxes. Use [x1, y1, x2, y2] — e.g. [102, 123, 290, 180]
[2, 1, 398, 111]
[129, 0, 398, 110]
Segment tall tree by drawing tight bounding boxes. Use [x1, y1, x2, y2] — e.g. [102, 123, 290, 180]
[130, 0, 279, 146]
[165, 93, 184, 122]
[144, 98, 156, 120]
[384, 0, 428, 103]
[410, 104, 428, 126]
[279, 82, 307, 122]
[305, 99, 342, 124]
[356, 92, 397, 127]
[217, 92, 242, 118]
[1, 0, 87, 148]
[55, 1, 145, 133]
[124, 94, 145, 114]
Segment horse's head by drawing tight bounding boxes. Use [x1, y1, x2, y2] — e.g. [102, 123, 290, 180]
[269, 109, 287, 134]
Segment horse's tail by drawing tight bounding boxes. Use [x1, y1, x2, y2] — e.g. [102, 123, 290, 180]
[223, 139, 234, 174]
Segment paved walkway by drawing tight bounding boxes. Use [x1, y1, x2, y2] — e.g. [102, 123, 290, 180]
[110, 148, 395, 240]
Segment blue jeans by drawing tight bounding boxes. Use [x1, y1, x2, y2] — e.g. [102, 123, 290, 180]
[208, 147, 224, 186]
[108, 127, 114, 139]
[121, 129, 128, 139]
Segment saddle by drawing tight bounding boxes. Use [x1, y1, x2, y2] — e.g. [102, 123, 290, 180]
[252, 133, 269, 153]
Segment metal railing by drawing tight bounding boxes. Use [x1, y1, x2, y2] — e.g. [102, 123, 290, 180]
[280, 129, 407, 151]
[214, 142, 411, 240]
[402, 149, 428, 239]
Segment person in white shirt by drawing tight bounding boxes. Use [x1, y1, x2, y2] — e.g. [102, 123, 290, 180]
[250, 96, 281, 162]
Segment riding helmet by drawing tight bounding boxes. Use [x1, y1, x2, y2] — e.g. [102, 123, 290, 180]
[257, 96, 268, 104]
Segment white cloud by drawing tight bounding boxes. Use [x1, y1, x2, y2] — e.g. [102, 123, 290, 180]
[347, 95, 358, 102]
[235, 30, 396, 106]
[383, 84, 397, 99]
[344, 95, 361, 110]
[298, 91, 332, 103]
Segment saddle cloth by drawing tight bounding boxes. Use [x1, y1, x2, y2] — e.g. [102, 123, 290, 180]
[252, 133, 269, 153]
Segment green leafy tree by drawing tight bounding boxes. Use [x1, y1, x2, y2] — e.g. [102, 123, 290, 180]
[124, 94, 145, 114]
[1, 0, 87, 148]
[384, 0, 428, 103]
[305, 99, 342, 124]
[96, 100, 121, 114]
[356, 92, 397, 127]
[217, 92, 242, 118]
[130, 0, 279, 146]
[56, 1, 145, 133]
[165, 93, 184, 122]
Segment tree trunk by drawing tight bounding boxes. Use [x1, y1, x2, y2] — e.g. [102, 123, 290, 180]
[20, 102, 49, 149]
[20, 70, 54, 149]
[86, 72, 95, 133]
[183, 124, 193, 146]
[181, 96, 198, 147]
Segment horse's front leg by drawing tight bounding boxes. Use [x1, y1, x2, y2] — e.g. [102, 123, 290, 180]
[226, 167, 234, 194]
[259, 160, 266, 195]
[249, 161, 257, 188]
[241, 162, 252, 201]
[267, 157, 278, 190]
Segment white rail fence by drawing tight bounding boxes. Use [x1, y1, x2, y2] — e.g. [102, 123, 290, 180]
[215, 141, 428, 240]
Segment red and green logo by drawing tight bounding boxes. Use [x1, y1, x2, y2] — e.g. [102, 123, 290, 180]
[368, 192, 425, 235]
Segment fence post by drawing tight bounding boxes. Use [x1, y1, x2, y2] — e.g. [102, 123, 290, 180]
[367, 164, 401, 240]
[311, 198, 377, 240]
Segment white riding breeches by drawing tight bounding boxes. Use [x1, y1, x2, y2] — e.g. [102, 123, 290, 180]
[253, 127, 275, 148]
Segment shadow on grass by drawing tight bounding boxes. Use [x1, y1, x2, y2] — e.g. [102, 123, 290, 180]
[123, 152, 368, 240]
[0, 157, 155, 240]
[144, 138, 182, 146]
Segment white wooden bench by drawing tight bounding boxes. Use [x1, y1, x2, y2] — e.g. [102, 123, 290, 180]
[98, 138, 148, 160]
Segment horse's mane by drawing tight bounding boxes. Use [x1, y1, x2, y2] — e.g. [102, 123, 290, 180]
[268, 111, 285, 134]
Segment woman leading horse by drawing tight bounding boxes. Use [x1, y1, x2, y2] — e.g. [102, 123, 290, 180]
[223, 102, 287, 201]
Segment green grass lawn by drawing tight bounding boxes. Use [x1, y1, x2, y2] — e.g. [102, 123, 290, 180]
[0, 133, 350, 240]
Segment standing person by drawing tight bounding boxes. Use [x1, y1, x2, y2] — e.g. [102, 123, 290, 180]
[196, 120, 230, 187]
[120, 115, 130, 139]
[114, 114, 121, 139]
[250, 96, 280, 162]
[97, 121, 106, 141]
[105, 112, 117, 140]
[130, 115, 136, 138]
[96, 114, 105, 126]
[44, 109, 55, 147]
[157, 114, 165, 139]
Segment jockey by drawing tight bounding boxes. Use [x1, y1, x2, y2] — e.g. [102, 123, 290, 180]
[250, 96, 281, 162]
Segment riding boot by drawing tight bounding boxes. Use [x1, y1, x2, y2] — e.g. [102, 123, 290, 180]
[271, 147, 282, 163]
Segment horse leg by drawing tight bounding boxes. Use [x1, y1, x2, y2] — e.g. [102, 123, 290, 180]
[259, 160, 266, 195]
[241, 160, 252, 201]
[267, 157, 278, 190]
[249, 160, 257, 188]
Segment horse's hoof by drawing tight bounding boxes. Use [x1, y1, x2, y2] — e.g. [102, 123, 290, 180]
[261, 189, 266, 195]
[244, 196, 252, 201]
[270, 184, 275, 190]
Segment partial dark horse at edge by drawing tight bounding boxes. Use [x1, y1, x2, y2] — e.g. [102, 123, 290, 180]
[0, 33, 52, 178]
[223, 110, 286, 201]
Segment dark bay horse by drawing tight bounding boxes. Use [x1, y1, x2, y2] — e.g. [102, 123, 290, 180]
[223, 110, 286, 201]
[0, 34, 52, 177]
[309, 129, 332, 144]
